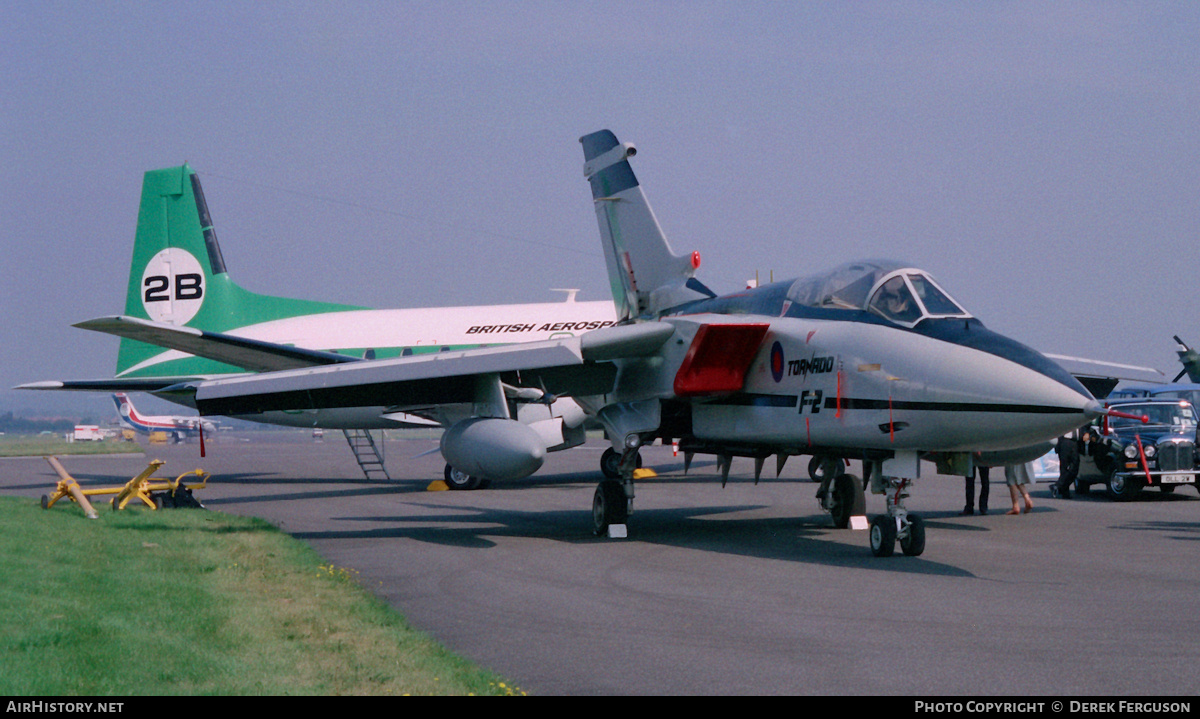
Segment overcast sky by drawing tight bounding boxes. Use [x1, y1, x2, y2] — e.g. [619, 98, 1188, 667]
[2, 1, 1197, 417]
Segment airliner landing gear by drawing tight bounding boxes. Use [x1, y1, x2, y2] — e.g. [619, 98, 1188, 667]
[444, 464, 491, 491]
[816, 473, 865, 528]
[869, 476, 925, 557]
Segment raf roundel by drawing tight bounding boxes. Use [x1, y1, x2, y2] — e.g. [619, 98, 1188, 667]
[770, 341, 785, 383]
[140, 248, 205, 325]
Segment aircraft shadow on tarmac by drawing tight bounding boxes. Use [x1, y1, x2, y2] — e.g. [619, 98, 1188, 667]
[289, 500, 974, 577]
[200, 473, 426, 506]
[1107, 519, 1200, 542]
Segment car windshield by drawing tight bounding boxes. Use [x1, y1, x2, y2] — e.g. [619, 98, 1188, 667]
[785, 260, 971, 327]
[1110, 402, 1198, 430]
[1151, 388, 1200, 410]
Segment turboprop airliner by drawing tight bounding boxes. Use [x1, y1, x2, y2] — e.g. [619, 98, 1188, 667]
[113, 392, 217, 439]
[23, 132, 1134, 555]
[19, 164, 616, 484]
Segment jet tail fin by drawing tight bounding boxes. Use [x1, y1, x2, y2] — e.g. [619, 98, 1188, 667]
[580, 130, 713, 321]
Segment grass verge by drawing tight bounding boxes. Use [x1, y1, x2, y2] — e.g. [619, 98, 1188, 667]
[0, 496, 522, 695]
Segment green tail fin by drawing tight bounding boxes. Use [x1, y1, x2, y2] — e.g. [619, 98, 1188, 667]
[115, 164, 362, 377]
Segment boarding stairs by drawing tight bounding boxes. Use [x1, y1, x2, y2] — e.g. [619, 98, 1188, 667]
[342, 429, 391, 481]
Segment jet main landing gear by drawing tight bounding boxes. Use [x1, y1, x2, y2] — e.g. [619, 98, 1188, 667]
[816, 472, 866, 529]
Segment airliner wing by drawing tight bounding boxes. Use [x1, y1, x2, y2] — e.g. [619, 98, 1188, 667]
[75, 315, 361, 372]
[191, 322, 675, 417]
[1045, 353, 1166, 399]
[17, 378, 206, 392]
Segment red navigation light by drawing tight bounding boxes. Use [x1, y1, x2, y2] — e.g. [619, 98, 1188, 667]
[691, 251, 701, 270]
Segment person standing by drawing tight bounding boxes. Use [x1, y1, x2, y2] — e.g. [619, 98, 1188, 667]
[961, 466, 990, 515]
[1005, 462, 1035, 515]
[1051, 428, 1084, 499]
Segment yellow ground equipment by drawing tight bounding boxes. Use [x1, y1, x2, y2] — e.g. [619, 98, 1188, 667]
[41, 456, 100, 519]
[41, 457, 210, 513]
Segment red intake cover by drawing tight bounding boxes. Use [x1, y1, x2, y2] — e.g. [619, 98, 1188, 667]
[673, 323, 770, 396]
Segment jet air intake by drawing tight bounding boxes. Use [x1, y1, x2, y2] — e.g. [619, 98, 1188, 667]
[440, 417, 546, 481]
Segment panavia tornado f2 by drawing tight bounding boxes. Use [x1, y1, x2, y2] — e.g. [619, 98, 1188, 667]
[23, 130, 1118, 556]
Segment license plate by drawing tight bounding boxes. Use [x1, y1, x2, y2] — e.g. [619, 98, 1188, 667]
[1161, 474, 1195, 484]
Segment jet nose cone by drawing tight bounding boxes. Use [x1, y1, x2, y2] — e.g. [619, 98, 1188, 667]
[958, 346, 1096, 451]
[900, 327, 1096, 451]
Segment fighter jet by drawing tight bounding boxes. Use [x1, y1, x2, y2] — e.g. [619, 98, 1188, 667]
[98, 130, 1111, 556]
[22, 131, 1120, 555]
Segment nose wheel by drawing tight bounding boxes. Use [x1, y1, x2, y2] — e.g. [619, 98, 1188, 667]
[869, 476, 925, 557]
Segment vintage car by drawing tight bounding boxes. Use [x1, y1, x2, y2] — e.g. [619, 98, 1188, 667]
[1074, 398, 1200, 500]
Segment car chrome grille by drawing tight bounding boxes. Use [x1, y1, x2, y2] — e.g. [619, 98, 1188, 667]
[1157, 441, 1194, 472]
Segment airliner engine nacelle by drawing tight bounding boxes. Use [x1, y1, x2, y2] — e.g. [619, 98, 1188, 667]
[440, 417, 546, 481]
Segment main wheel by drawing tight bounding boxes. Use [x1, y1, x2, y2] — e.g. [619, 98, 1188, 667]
[600, 447, 641, 479]
[808, 455, 845, 482]
[900, 514, 926, 556]
[869, 515, 897, 557]
[444, 464, 482, 491]
[40, 495, 49, 510]
[593, 480, 628, 535]
[1106, 468, 1142, 502]
[829, 474, 865, 529]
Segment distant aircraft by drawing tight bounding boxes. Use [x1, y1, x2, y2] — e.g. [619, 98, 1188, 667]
[112, 392, 217, 439]
[19, 163, 616, 484]
[23, 132, 1135, 555]
[1173, 336, 1200, 383]
[1105, 336, 1200, 410]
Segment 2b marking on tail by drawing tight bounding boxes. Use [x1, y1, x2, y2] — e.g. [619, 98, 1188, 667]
[139, 248, 205, 324]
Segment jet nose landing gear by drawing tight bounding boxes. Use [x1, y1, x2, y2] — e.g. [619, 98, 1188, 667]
[868, 476, 925, 557]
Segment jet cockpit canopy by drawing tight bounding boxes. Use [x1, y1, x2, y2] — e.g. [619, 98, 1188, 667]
[786, 260, 971, 327]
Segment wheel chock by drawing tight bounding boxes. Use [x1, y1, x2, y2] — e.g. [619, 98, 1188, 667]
[427, 480, 450, 491]
[607, 524, 628, 539]
[849, 515, 869, 531]
[632, 468, 657, 480]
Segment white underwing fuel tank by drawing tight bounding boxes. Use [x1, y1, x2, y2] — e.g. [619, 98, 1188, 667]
[440, 417, 546, 481]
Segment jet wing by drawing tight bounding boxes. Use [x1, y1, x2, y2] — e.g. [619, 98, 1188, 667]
[192, 322, 675, 417]
[74, 315, 361, 372]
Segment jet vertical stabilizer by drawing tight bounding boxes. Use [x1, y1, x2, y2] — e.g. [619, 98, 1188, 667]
[580, 130, 713, 321]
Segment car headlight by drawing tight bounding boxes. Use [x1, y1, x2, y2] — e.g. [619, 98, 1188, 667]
[1144, 444, 1157, 458]
[1124, 444, 1138, 459]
